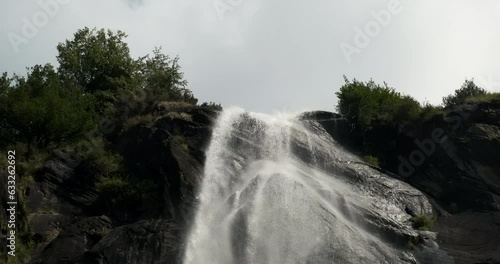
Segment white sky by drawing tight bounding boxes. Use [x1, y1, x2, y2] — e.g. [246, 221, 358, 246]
[1, 0, 499, 113]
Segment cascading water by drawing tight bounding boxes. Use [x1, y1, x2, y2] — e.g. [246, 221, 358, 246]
[184, 107, 450, 264]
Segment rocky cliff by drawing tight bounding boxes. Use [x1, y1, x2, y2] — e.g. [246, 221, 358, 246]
[2, 101, 499, 264]
[0, 107, 218, 264]
[307, 100, 500, 264]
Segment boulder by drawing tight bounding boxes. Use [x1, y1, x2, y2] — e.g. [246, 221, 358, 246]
[30, 216, 112, 264]
[83, 219, 181, 264]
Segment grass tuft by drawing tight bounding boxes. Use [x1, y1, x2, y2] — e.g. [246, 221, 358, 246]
[465, 92, 500, 103]
[123, 114, 156, 129]
[410, 214, 436, 231]
[362, 155, 380, 167]
[173, 135, 189, 151]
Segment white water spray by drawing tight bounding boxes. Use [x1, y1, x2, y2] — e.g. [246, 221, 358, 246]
[183, 108, 432, 264]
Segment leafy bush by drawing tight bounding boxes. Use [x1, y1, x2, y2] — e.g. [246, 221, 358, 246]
[123, 114, 156, 129]
[362, 155, 380, 167]
[2, 144, 50, 176]
[138, 47, 197, 104]
[165, 111, 193, 122]
[71, 137, 123, 176]
[465, 92, 500, 103]
[0, 73, 10, 145]
[1, 28, 200, 150]
[156, 101, 193, 111]
[173, 135, 189, 150]
[0, 238, 35, 264]
[419, 103, 444, 122]
[442, 79, 487, 107]
[0, 65, 95, 149]
[406, 239, 416, 250]
[0, 72, 9, 95]
[389, 95, 421, 125]
[57, 27, 137, 94]
[201, 101, 223, 111]
[336, 76, 422, 131]
[96, 176, 131, 195]
[410, 215, 435, 231]
[334, 76, 499, 180]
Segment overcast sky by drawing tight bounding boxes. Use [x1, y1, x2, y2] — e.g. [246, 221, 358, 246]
[1, 0, 499, 113]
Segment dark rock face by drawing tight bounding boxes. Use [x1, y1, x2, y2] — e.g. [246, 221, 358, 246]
[308, 100, 500, 264]
[400, 102, 500, 217]
[30, 216, 112, 264]
[27, 150, 99, 217]
[117, 107, 218, 225]
[434, 212, 500, 264]
[83, 219, 180, 264]
[18, 106, 218, 264]
[8, 101, 499, 264]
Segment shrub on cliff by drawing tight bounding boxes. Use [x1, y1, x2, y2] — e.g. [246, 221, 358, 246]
[57, 27, 137, 95]
[465, 92, 500, 103]
[1, 27, 202, 150]
[419, 102, 443, 122]
[201, 101, 223, 111]
[442, 79, 487, 107]
[0, 65, 95, 150]
[335, 76, 422, 131]
[410, 214, 436, 231]
[137, 47, 197, 104]
[96, 176, 131, 194]
[362, 155, 380, 167]
[57, 27, 198, 115]
[0, 73, 12, 148]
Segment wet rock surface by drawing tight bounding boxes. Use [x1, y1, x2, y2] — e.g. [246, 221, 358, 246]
[30, 216, 112, 264]
[4, 102, 498, 263]
[306, 100, 500, 264]
[184, 110, 451, 264]
[83, 219, 181, 264]
[18, 107, 218, 264]
[434, 212, 500, 264]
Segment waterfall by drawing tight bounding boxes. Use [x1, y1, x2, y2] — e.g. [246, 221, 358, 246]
[183, 107, 446, 264]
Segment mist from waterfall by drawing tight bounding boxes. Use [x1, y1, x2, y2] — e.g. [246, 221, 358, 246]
[183, 107, 430, 264]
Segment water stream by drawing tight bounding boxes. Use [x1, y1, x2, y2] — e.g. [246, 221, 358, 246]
[184, 107, 443, 264]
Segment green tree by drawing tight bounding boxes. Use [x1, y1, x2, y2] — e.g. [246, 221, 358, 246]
[335, 76, 406, 130]
[0, 72, 9, 96]
[56, 28, 197, 116]
[0, 72, 12, 147]
[0, 64, 95, 150]
[137, 47, 197, 104]
[56, 27, 137, 94]
[419, 102, 443, 121]
[442, 79, 486, 107]
[388, 95, 421, 125]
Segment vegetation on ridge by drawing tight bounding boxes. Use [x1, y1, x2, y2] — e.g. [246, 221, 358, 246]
[0, 25, 497, 263]
[335, 75, 500, 169]
[0, 27, 221, 261]
[409, 214, 436, 231]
